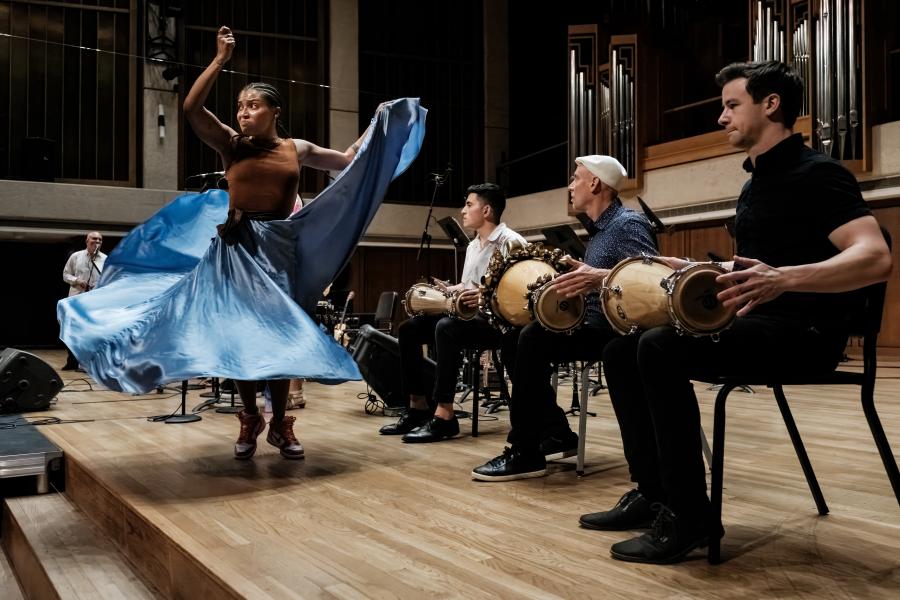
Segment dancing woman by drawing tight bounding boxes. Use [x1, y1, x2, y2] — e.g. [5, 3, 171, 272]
[58, 26, 426, 460]
[182, 26, 381, 459]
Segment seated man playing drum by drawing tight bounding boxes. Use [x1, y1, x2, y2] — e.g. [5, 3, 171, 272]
[584, 61, 892, 565]
[380, 183, 526, 442]
[472, 155, 657, 481]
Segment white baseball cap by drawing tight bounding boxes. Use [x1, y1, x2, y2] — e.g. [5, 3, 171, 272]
[575, 155, 627, 192]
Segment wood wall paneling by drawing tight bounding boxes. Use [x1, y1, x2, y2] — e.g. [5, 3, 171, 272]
[872, 206, 900, 348]
[335, 246, 457, 324]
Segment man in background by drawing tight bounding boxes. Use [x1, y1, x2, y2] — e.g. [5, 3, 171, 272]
[61, 231, 106, 370]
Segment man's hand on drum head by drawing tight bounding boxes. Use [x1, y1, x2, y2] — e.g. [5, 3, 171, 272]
[458, 288, 481, 308]
[552, 261, 610, 298]
[715, 255, 788, 317]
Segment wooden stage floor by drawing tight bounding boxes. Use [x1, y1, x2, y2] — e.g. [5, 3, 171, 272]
[10, 350, 900, 598]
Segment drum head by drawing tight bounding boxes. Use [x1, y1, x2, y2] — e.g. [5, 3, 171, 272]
[495, 260, 557, 326]
[533, 285, 584, 332]
[669, 265, 734, 334]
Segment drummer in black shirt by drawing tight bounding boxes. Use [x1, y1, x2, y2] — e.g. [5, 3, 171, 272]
[585, 61, 892, 564]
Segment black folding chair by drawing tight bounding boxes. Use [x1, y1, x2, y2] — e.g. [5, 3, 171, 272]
[700, 229, 898, 564]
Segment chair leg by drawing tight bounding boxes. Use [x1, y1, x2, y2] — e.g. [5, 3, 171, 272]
[772, 385, 828, 515]
[860, 385, 900, 506]
[492, 350, 511, 404]
[471, 352, 479, 437]
[708, 383, 735, 565]
[700, 427, 713, 469]
[576, 362, 590, 476]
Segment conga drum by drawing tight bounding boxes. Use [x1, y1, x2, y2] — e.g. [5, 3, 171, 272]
[601, 256, 735, 338]
[480, 243, 585, 333]
[403, 283, 477, 320]
[403, 283, 448, 318]
[448, 290, 479, 320]
[529, 277, 585, 334]
[664, 262, 735, 336]
[601, 257, 673, 335]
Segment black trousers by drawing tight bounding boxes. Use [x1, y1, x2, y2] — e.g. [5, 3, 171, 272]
[507, 316, 617, 450]
[602, 315, 847, 521]
[398, 314, 517, 406]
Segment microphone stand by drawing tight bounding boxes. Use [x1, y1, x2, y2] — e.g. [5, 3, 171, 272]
[87, 251, 103, 290]
[416, 173, 445, 277]
[166, 380, 202, 424]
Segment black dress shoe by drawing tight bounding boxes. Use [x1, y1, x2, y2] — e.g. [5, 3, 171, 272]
[379, 408, 432, 435]
[579, 489, 654, 531]
[401, 416, 459, 443]
[609, 504, 724, 564]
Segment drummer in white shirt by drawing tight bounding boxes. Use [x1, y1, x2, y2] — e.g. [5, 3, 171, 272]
[380, 183, 526, 443]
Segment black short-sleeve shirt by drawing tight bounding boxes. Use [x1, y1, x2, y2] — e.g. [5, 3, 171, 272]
[734, 133, 871, 332]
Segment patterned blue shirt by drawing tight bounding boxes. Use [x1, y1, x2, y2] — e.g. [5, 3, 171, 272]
[582, 198, 658, 320]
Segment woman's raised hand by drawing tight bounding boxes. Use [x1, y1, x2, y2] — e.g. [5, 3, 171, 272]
[216, 26, 235, 65]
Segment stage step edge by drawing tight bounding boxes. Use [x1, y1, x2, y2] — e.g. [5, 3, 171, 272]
[0, 532, 24, 600]
[1, 494, 154, 599]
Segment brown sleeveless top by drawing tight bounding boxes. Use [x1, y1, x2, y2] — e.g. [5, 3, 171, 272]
[226, 139, 301, 219]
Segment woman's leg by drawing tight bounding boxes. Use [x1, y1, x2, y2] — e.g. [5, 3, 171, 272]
[235, 380, 259, 413]
[266, 379, 304, 459]
[234, 380, 266, 459]
[268, 379, 290, 422]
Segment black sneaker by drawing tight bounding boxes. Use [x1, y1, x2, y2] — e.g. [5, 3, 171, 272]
[471, 447, 547, 481]
[379, 408, 432, 435]
[540, 430, 578, 461]
[609, 503, 723, 564]
[401, 416, 460, 443]
[579, 489, 655, 531]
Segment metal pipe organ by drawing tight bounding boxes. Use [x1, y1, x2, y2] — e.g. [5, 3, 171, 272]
[753, 1, 787, 62]
[568, 27, 600, 170]
[568, 27, 640, 189]
[610, 40, 637, 181]
[792, 17, 810, 116]
[752, 0, 863, 161]
[814, 0, 860, 160]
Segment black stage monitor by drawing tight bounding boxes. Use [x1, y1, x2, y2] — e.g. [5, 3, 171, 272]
[351, 325, 435, 408]
[541, 225, 586, 260]
[0, 349, 62, 413]
[436, 216, 469, 249]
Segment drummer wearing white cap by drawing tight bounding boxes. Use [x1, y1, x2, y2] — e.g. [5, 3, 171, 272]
[472, 155, 657, 481]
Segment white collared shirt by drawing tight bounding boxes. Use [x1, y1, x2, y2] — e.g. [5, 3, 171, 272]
[63, 249, 107, 297]
[460, 223, 527, 289]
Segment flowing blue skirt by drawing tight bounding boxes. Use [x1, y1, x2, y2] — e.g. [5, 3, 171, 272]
[58, 99, 426, 393]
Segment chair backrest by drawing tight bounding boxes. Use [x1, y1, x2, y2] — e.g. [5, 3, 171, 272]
[374, 291, 399, 323]
[842, 227, 891, 384]
[846, 227, 892, 339]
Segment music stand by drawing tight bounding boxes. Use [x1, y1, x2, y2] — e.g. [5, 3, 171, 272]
[541, 225, 586, 260]
[436, 216, 470, 282]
